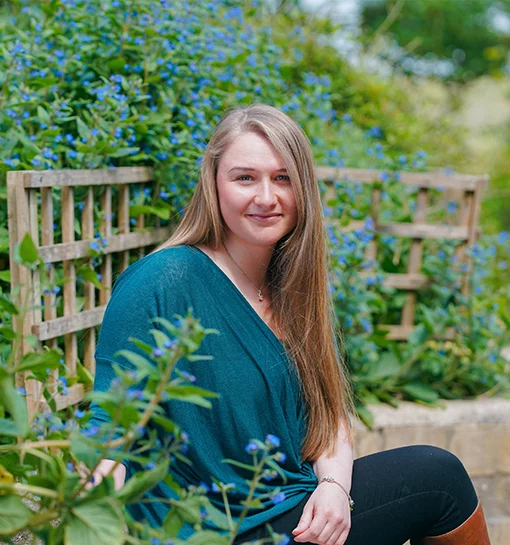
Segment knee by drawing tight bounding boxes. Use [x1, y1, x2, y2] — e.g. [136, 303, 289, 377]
[411, 445, 472, 488]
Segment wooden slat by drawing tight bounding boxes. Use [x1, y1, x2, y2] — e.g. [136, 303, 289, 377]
[32, 306, 106, 341]
[34, 383, 86, 414]
[381, 324, 456, 341]
[375, 222, 468, 240]
[379, 273, 431, 290]
[100, 187, 112, 307]
[37, 227, 172, 263]
[365, 187, 381, 270]
[137, 183, 146, 258]
[39, 187, 59, 391]
[82, 186, 96, 376]
[62, 186, 78, 375]
[402, 188, 429, 328]
[118, 184, 130, 272]
[462, 180, 484, 297]
[28, 190, 42, 328]
[327, 219, 469, 240]
[317, 167, 489, 192]
[23, 167, 154, 188]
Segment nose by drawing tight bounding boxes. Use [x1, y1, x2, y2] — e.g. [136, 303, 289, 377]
[254, 179, 278, 207]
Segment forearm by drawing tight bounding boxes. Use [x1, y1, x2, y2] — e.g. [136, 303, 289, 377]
[311, 420, 353, 492]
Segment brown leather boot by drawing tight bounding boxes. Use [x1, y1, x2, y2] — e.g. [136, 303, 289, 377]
[417, 499, 491, 545]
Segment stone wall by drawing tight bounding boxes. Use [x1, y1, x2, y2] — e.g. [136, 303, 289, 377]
[352, 397, 510, 545]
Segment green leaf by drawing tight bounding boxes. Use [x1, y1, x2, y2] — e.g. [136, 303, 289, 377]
[0, 418, 19, 436]
[70, 434, 102, 470]
[0, 270, 11, 282]
[65, 499, 125, 545]
[109, 147, 139, 158]
[18, 233, 40, 264]
[165, 385, 219, 398]
[76, 361, 94, 386]
[402, 382, 439, 403]
[127, 338, 154, 357]
[0, 377, 28, 437]
[15, 349, 63, 373]
[130, 204, 170, 220]
[0, 294, 19, 315]
[76, 117, 90, 140]
[408, 323, 429, 346]
[162, 509, 184, 535]
[116, 459, 169, 504]
[37, 106, 50, 125]
[114, 350, 154, 375]
[0, 495, 33, 535]
[221, 459, 256, 472]
[0, 327, 16, 340]
[355, 405, 374, 430]
[77, 265, 103, 290]
[365, 352, 400, 381]
[163, 391, 212, 408]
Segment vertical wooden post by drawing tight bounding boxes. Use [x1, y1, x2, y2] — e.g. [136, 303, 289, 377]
[62, 186, 78, 376]
[100, 187, 112, 306]
[82, 186, 96, 377]
[365, 185, 381, 271]
[118, 185, 130, 273]
[401, 188, 429, 331]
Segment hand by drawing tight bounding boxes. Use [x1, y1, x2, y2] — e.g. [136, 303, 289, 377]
[291, 483, 352, 545]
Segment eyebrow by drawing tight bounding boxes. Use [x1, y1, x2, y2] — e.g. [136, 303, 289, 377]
[228, 166, 288, 174]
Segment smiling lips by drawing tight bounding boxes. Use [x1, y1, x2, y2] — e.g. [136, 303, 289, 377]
[246, 213, 282, 224]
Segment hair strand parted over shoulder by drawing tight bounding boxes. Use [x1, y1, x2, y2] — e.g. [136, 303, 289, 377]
[153, 103, 356, 460]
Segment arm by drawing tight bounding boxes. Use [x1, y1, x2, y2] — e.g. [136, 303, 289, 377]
[292, 420, 353, 544]
[311, 419, 353, 494]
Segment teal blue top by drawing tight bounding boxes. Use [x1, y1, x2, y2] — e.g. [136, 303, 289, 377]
[88, 245, 318, 540]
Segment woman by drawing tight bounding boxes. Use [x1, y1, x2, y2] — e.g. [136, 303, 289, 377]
[89, 104, 490, 545]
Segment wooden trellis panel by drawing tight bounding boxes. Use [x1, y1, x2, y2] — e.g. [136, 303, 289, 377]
[317, 167, 488, 341]
[7, 166, 487, 414]
[7, 167, 171, 415]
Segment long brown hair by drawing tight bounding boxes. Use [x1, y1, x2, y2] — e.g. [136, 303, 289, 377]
[152, 104, 355, 460]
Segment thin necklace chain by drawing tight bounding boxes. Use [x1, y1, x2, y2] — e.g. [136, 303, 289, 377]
[222, 242, 265, 302]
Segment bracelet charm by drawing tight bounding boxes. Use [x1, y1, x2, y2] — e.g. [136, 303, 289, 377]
[318, 475, 355, 511]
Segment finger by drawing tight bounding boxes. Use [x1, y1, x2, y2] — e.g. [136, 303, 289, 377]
[314, 522, 336, 545]
[293, 516, 326, 543]
[332, 522, 352, 545]
[292, 503, 314, 535]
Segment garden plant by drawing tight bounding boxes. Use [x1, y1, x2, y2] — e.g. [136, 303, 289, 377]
[0, 0, 509, 541]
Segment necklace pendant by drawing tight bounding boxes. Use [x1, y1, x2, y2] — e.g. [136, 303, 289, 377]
[258, 291, 264, 302]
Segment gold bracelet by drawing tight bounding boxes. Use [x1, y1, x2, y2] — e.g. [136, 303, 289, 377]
[317, 476, 355, 511]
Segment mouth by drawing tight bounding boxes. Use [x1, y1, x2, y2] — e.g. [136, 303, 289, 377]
[246, 213, 283, 223]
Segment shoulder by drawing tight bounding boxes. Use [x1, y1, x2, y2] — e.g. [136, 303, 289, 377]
[110, 245, 199, 298]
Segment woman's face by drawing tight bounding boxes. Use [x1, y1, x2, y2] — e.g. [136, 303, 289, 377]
[216, 131, 298, 249]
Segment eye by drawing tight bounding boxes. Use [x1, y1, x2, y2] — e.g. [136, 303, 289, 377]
[235, 175, 253, 181]
[276, 175, 291, 182]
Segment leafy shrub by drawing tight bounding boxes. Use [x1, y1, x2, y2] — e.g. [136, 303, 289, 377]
[0, 237, 291, 545]
[0, 0, 508, 429]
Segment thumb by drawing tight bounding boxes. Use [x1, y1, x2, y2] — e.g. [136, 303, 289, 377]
[292, 505, 313, 534]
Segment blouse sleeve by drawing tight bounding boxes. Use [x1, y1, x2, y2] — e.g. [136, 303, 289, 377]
[87, 249, 189, 450]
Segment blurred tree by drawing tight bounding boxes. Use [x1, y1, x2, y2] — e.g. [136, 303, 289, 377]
[360, 0, 510, 81]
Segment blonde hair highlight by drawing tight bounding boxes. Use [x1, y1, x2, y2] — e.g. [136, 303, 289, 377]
[152, 104, 356, 460]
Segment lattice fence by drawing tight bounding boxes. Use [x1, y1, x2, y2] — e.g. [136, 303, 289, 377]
[7, 167, 171, 414]
[6, 166, 487, 414]
[317, 167, 487, 341]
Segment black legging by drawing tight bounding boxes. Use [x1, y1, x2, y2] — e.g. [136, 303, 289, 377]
[234, 445, 479, 545]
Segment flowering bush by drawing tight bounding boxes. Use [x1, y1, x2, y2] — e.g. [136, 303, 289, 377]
[0, 0, 508, 431]
[0, 237, 292, 545]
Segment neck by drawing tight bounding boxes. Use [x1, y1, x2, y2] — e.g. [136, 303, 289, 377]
[221, 237, 274, 289]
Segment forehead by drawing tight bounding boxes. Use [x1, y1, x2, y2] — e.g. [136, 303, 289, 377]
[219, 132, 285, 169]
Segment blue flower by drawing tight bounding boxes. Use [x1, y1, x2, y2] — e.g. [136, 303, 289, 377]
[277, 535, 291, 545]
[271, 491, 286, 504]
[266, 434, 280, 448]
[152, 347, 164, 358]
[245, 441, 259, 454]
[83, 425, 99, 438]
